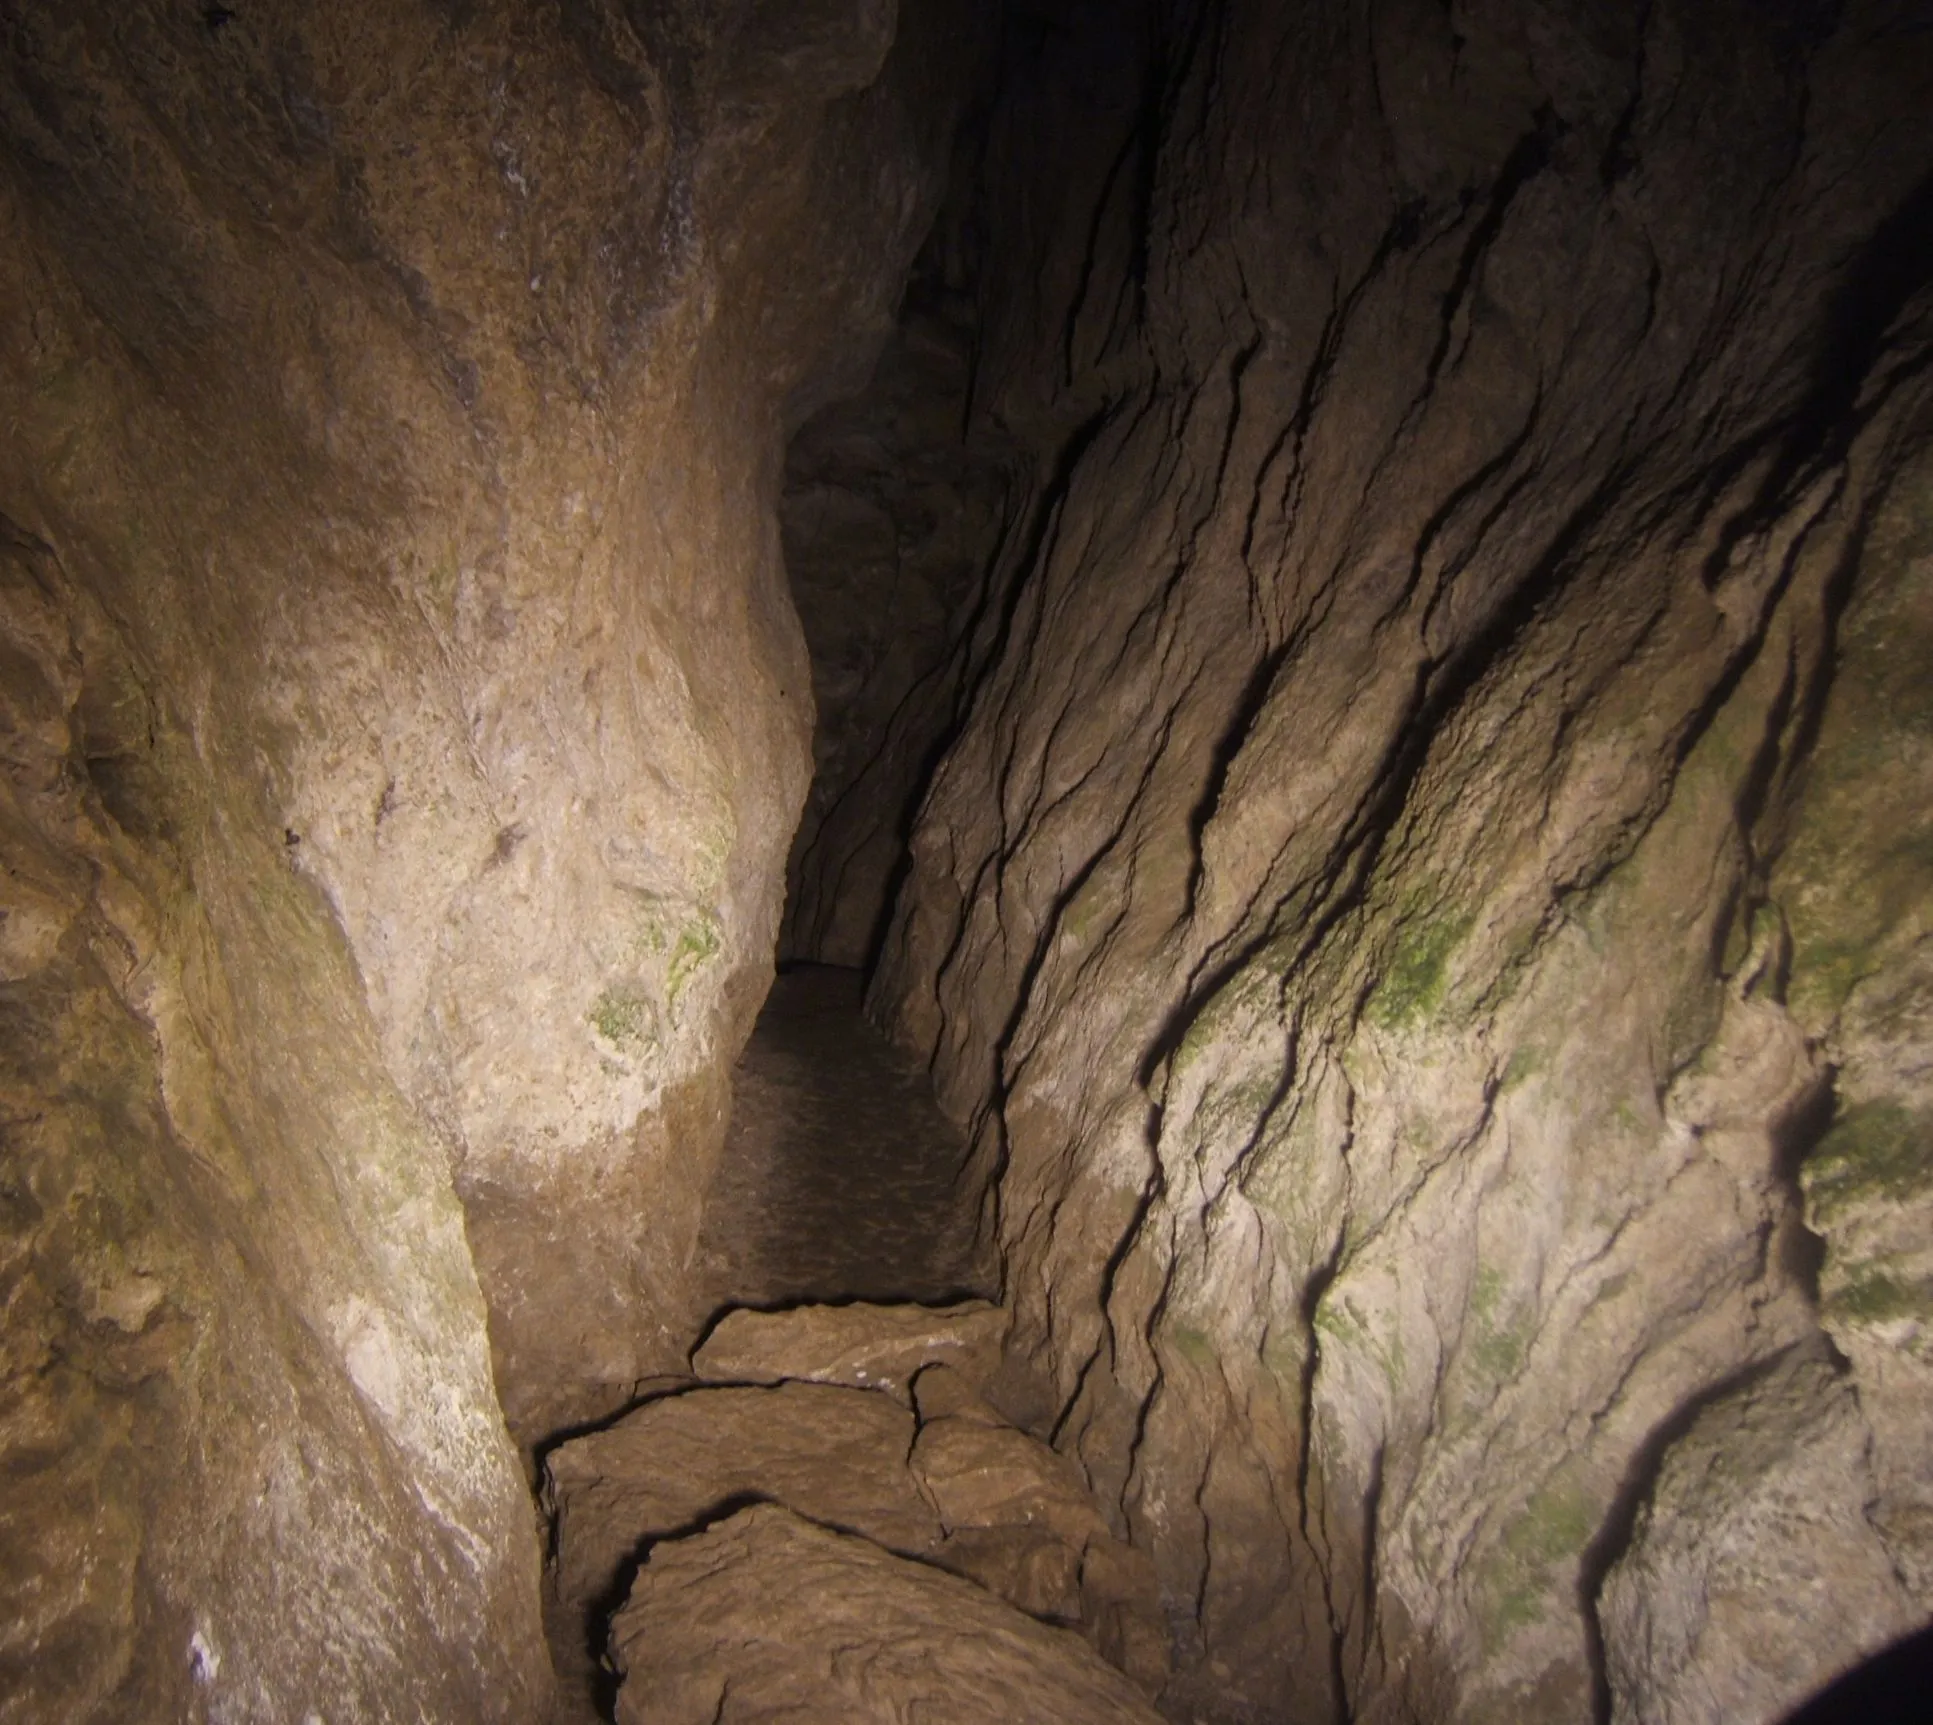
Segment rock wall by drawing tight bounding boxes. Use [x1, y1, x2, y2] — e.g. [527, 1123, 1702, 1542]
[0, 0, 970, 1715]
[863, 2, 1933, 1720]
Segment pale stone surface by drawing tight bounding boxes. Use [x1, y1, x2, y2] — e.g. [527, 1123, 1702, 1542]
[0, 0, 979, 1711]
[1600, 1340, 1921, 1725]
[609, 1503, 1167, 1725]
[817, 3, 1933, 1720]
[693, 1298, 1009, 1404]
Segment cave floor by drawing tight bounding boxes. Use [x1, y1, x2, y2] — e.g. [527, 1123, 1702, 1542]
[541, 969, 1175, 1722]
[694, 963, 995, 1311]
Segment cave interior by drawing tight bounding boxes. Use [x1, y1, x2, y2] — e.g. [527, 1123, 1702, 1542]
[1, 1, 1931, 1723]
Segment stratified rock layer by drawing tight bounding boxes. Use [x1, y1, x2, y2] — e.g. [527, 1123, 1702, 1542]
[832, 2, 1933, 1720]
[1, 0, 976, 1714]
[609, 1504, 1165, 1725]
[547, 1301, 1166, 1719]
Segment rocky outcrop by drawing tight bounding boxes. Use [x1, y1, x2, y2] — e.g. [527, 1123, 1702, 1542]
[817, 1, 1933, 1720]
[1, 0, 978, 1713]
[610, 1504, 1163, 1725]
[544, 1300, 1167, 1715]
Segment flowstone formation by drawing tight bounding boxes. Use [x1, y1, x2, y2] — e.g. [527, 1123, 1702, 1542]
[1, 0, 976, 1716]
[778, 1, 1933, 1721]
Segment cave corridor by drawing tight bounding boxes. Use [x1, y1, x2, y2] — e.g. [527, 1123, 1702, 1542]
[1, 2, 1931, 1722]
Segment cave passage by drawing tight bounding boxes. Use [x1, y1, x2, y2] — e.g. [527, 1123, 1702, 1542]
[693, 964, 996, 1312]
[4, 0, 1931, 1721]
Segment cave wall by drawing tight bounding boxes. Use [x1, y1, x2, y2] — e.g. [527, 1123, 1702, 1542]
[861, 2, 1933, 1720]
[0, 0, 973, 1714]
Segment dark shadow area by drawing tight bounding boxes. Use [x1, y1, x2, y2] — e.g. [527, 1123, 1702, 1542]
[1777, 1622, 1933, 1725]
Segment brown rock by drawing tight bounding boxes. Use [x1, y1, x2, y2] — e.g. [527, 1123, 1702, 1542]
[692, 1299, 1009, 1403]
[840, 3, 1933, 1718]
[545, 1381, 940, 1627]
[914, 1413, 1110, 1543]
[910, 1381, 1170, 1690]
[609, 1503, 1168, 1725]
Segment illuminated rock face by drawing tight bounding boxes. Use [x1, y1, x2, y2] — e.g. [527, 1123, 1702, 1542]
[832, 4, 1933, 1722]
[0, 0, 971, 1715]
[3, 0, 1929, 1722]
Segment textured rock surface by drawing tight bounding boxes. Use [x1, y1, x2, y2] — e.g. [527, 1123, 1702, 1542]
[693, 1296, 1008, 1403]
[813, 2, 1933, 1720]
[609, 1502, 1166, 1725]
[1599, 1339, 1921, 1724]
[548, 1309, 1166, 1705]
[543, 1380, 938, 1712]
[0, 0, 976, 1713]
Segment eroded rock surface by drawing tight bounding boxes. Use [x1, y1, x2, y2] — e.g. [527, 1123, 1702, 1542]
[609, 1503, 1165, 1725]
[692, 1297, 1008, 1403]
[1, 0, 980, 1713]
[546, 1302, 1167, 1709]
[782, 2, 1933, 1720]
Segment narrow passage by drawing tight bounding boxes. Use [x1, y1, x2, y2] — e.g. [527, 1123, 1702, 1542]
[694, 964, 994, 1311]
[542, 966, 1171, 1721]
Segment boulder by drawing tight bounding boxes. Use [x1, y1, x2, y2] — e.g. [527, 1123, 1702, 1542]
[609, 1503, 1168, 1724]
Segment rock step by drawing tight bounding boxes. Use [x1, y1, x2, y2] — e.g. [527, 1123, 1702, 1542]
[544, 1302, 1167, 1720]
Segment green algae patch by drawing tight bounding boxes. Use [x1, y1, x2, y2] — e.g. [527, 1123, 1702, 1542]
[665, 915, 722, 1008]
[588, 985, 658, 1050]
[1477, 1483, 1596, 1652]
[1315, 1289, 1405, 1391]
[1773, 469, 1933, 1027]
[1805, 1102, 1932, 1220]
[1824, 1262, 1932, 1327]
[1166, 1323, 1217, 1369]
[1467, 1264, 1535, 1383]
[1367, 902, 1473, 1030]
[1500, 1045, 1543, 1090]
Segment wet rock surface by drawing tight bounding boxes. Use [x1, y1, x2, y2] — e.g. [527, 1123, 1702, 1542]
[549, 973, 1160, 1716]
[546, 1304, 1167, 1721]
[695, 965, 995, 1308]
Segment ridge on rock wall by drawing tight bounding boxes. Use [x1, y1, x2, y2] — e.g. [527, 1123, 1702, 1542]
[842, 2, 1933, 1720]
[1, 0, 981, 1716]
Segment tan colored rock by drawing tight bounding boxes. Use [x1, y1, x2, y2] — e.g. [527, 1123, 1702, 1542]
[545, 1381, 940, 1629]
[1600, 1340, 1922, 1725]
[692, 1299, 1008, 1403]
[915, 1411, 1110, 1542]
[847, 4, 1933, 1720]
[609, 1503, 1167, 1725]
[0, 0, 980, 1709]
[911, 1372, 1170, 1690]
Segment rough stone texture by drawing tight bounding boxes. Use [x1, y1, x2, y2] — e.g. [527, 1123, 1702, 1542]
[1599, 1339, 1921, 1725]
[547, 1315, 1167, 1706]
[693, 1296, 1009, 1403]
[543, 1381, 939, 1712]
[608, 1502, 1168, 1724]
[1771, 455, 1933, 1599]
[815, 2, 1933, 1720]
[0, 0, 978, 1713]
